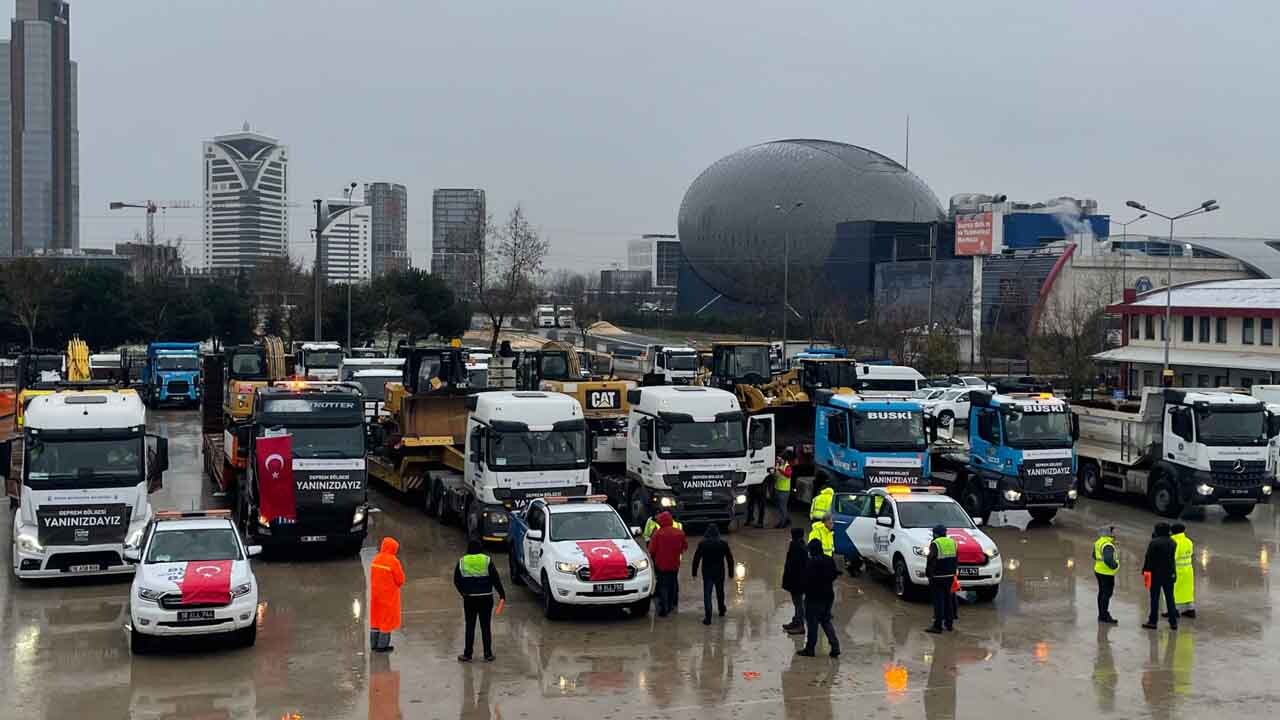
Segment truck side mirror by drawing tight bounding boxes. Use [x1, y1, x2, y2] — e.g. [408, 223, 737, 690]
[1070, 414, 1080, 442]
[123, 547, 141, 563]
[876, 515, 893, 528]
[154, 436, 169, 473]
[0, 440, 11, 484]
[926, 416, 938, 444]
[1268, 412, 1280, 440]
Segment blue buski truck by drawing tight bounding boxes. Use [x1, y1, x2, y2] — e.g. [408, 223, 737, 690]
[142, 342, 202, 407]
[812, 389, 935, 491]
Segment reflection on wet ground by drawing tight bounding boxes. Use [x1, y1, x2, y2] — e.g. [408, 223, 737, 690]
[2, 410, 1280, 718]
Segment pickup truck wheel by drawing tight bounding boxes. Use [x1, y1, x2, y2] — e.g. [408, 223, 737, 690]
[234, 621, 257, 648]
[1149, 473, 1182, 518]
[975, 585, 1000, 602]
[508, 548, 524, 587]
[1079, 462, 1104, 498]
[1028, 508, 1058, 523]
[130, 626, 151, 655]
[1224, 504, 1255, 519]
[541, 572, 562, 620]
[893, 556, 917, 600]
[938, 411, 955, 428]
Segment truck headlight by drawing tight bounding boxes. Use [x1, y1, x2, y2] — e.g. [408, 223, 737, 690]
[351, 508, 366, 527]
[16, 533, 43, 554]
[659, 496, 676, 508]
[635, 558, 649, 571]
[735, 494, 747, 505]
[1003, 489, 1022, 502]
[231, 582, 254, 599]
[912, 546, 926, 557]
[136, 586, 164, 603]
[484, 511, 509, 524]
[1196, 483, 1213, 496]
[555, 562, 581, 575]
[1263, 485, 1273, 496]
[1067, 489, 1078, 500]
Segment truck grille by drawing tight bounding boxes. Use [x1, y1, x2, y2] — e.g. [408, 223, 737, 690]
[166, 380, 190, 395]
[1209, 460, 1267, 488]
[45, 551, 123, 572]
[159, 593, 228, 610]
[576, 566, 639, 582]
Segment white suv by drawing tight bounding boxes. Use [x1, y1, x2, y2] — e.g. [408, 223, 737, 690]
[127, 510, 261, 653]
[924, 388, 973, 427]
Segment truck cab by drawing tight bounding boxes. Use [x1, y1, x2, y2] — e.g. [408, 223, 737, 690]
[642, 345, 699, 386]
[812, 389, 932, 492]
[143, 342, 202, 407]
[9, 390, 169, 578]
[295, 342, 343, 381]
[619, 385, 772, 525]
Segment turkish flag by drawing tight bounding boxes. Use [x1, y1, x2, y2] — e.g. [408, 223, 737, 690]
[256, 434, 296, 522]
[576, 540, 629, 581]
[179, 560, 233, 606]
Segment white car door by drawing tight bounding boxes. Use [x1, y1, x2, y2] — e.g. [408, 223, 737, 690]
[848, 495, 884, 567]
[526, 505, 547, 579]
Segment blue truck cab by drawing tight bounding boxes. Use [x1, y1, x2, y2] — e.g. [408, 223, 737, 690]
[812, 389, 933, 492]
[144, 342, 202, 407]
[938, 390, 1079, 523]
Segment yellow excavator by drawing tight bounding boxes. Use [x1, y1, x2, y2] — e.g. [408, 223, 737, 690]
[217, 336, 288, 425]
[706, 342, 809, 413]
[14, 336, 104, 428]
[525, 340, 634, 464]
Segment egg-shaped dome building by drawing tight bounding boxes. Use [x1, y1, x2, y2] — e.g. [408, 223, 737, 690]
[677, 139, 944, 307]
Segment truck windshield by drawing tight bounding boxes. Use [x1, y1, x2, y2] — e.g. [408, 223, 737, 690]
[896, 501, 975, 530]
[1197, 408, 1268, 446]
[282, 426, 365, 458]
[351, 377, 390, 401]
[146, 528, 243, 563]
[657, 419, 746, 458]
[229, 351, 265, 378]
[550, 511, 630, 541]
[540, 354, 571, 381]
[305, 351, 343, 369]
[489, 429, 588, 470]
[1002, 408, 1072, 448]
[715, 347, 770, 382]
[808, 363, 859, 389]
[25, 437, 143, 489]
[850, 411, 927, 451]
[156, 356, 199, 371]
[666, 353, 698, 371]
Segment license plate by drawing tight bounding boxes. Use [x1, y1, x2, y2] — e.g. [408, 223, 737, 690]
[957, 567, 980, 577]
[177, 609, 215, 621]
[593, 583, 625, 593]
[67, 563, 100, 573]
[1043, 478, 1054, 489]
[301, 535, 327, 543]
[702, 490, 713, 499]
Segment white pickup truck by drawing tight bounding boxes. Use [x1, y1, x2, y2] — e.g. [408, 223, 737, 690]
[508, 496, 653, 619]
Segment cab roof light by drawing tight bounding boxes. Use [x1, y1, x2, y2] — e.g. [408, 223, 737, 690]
[542, 495, 608, 505]
[155, 509, 232, 520]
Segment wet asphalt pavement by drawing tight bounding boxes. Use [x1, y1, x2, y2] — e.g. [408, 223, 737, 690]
[3, 409, 1280, 719]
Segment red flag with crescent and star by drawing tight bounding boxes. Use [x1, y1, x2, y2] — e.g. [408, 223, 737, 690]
[179, 560, 233, 605]
[575, 540, 629, 581]
[256, 433, 296, 523]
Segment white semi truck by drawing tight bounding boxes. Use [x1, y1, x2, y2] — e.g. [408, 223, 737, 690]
[1073, 388, 1277, 518]
[591, 385, 774, 528]
[9, 390, 169, 578]
[294, 341, 344, 381]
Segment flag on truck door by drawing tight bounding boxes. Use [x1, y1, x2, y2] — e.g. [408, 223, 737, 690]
[257, 433, 296, 522]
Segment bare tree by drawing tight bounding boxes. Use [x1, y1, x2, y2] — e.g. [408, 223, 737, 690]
[1030, 271, 1111, 399]
[477, 205, 549, 350]
[1, 259, 62, 348]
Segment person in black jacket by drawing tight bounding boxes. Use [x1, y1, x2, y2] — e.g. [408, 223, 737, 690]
[797, 539, 841, 658]
[781, 527, 807, 635]
[453, 540, 507, 662]
[691, 524, 735, 625]
[1142, 522, 1178, 630]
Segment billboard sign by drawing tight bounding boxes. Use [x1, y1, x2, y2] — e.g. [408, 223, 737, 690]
[955, 212, 994, 256]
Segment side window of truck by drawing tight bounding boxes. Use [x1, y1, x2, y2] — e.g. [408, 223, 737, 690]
[976, 410, 997, 444]
[827, 411, 848, 446]
[1170, 408, 1193, 442]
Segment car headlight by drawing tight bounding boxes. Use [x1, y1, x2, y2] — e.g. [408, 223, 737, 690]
[1263, 484, 1273, 496]
[1196, 483, 1213, 496]
[16, 533, 43, 554]
[635, 558, 649, 571]
[231, 582, 254, 599]
[659, 496, 677, 508]
[137, 586, 165, 603]
[1003, 489, 1022, 502]
[351, 508, 366, 526]
[912, 546, 926, 557]
[555, 562, 581, 574]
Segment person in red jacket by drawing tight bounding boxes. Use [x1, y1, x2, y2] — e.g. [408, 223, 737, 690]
[647, 511, 688, 617]
[369, 537, 406, 652]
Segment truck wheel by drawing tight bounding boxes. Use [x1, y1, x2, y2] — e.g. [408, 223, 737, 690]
[960, 482, 991, 525]
[893, 556, 918, 600]
[465, 502, 480, 540]
[1224, 504, 1256, 519]
[1079, 462, 1104, 498]
[422, 478, 438, 517]
[627, 487, 648, 525]
[435, 486, 452, 525]
[1149, 473, 1182, 518]
[130, 626, 151, 655]
[629, 597, 651, 617]
[541, 573, 562, 620]
[976, 585, 1000, 602]
[508, 549, 524, 587]
[1028, 507, 1057, 523]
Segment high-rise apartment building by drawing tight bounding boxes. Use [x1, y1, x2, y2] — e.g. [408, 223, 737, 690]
[320, 199, 370, 283]
[202, 124, 289, 273]
[431, 188, 485, 296]
[364, 181, 407, 276]
[0, 0, 79, 255]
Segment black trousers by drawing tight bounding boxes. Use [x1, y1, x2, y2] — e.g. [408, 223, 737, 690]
[803, 600, 839, 653]
[462, 595, 494, 657]
[1148, 579, 1177, 627]
[789, 590, 805, 625]
[929, 578, 955, 628]
[746, 486, 767, 526]
[1096, 573, 1116, 620]
[656, 570, 680, 614]
[701, 574, 726, 618]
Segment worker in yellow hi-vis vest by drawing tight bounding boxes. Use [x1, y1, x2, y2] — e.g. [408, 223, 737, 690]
[1169, 523, 1195, 619]
[772, 449, 795, 529]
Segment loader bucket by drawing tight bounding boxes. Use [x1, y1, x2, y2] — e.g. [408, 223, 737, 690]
[401, 394, 470, 445]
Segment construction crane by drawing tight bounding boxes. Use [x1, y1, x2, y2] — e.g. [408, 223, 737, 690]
[108, 200, 200, 247]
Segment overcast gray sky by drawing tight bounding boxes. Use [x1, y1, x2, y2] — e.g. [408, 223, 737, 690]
[73, 0, 1279, 270]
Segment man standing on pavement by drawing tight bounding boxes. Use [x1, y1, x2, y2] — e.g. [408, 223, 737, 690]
[781, 526, 807, 635]
[773, 449, 795, 528]
[691, 524, 735, 625]
[369, 537, 405, 653]
[925, 525, 957, 634]
[797, 539, 841, 657]
[1169, 523, 1196, 619]
[453, 539, 507, 662]
[1094, 525, 1120, 624]
[1142, 522, 1178, 630]
[648, 511, 688, 617]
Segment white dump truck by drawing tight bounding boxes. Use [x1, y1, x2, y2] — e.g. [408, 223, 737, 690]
[1073, 388, 1277, 518]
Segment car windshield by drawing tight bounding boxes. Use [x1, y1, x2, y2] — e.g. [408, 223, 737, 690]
[146, 527, 243, 563]
[550, 511, 631, 541]
[657, 419, 745, 458]
[305, 351, 343, 369]
[962, 378, 986, 386]
[851, 411, 926, 450]
[1003, 406, 1072, 448]
[280, 426, 365, 459]
[666, 353, 698, 371]
[26, 437, 143, 488]
[942, 390, 967, 401]
[1197, 408, 1267, 446]
[896, 501, 975, 529]
[489, 430, 587, 470]
[352, 377, 390, 401]
[715, 347, 770, 381]
[156, 356, 199, 371]
[910, 389, 942, 400]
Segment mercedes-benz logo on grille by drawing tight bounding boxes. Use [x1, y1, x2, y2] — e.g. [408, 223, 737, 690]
[1232, 459, 1246, 474]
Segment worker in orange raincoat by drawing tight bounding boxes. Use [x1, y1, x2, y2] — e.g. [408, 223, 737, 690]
[370, 537, 406, 652]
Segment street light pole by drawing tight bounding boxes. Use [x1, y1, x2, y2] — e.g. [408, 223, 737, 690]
[1111, 213, 1147, 296]
[1125, 199, 1220, 386]
[775, 201, 804, 363]
[345, 181, 357, 351]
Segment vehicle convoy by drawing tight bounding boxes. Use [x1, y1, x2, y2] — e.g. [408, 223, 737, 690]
[9, 389, 169, 579]
[294, 341, 344, 381]
[809, 390, 933, 500]
[1073, 388, 1277, 518]
[931, 391, 1078, 523]
[125, 509, 261, 653]
[141, 342, 202, 407]
[591, 385, 774, 527]
[508, 495, 653, 618]
[208, 383, 369, 552]
[367, 346, 592, 542]
[536, 304, 558, 329]
[841, 486, 1003, 601]
[202, 339, 289, 500]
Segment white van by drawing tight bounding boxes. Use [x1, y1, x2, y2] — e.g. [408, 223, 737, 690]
[854, 363, 927, 398]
